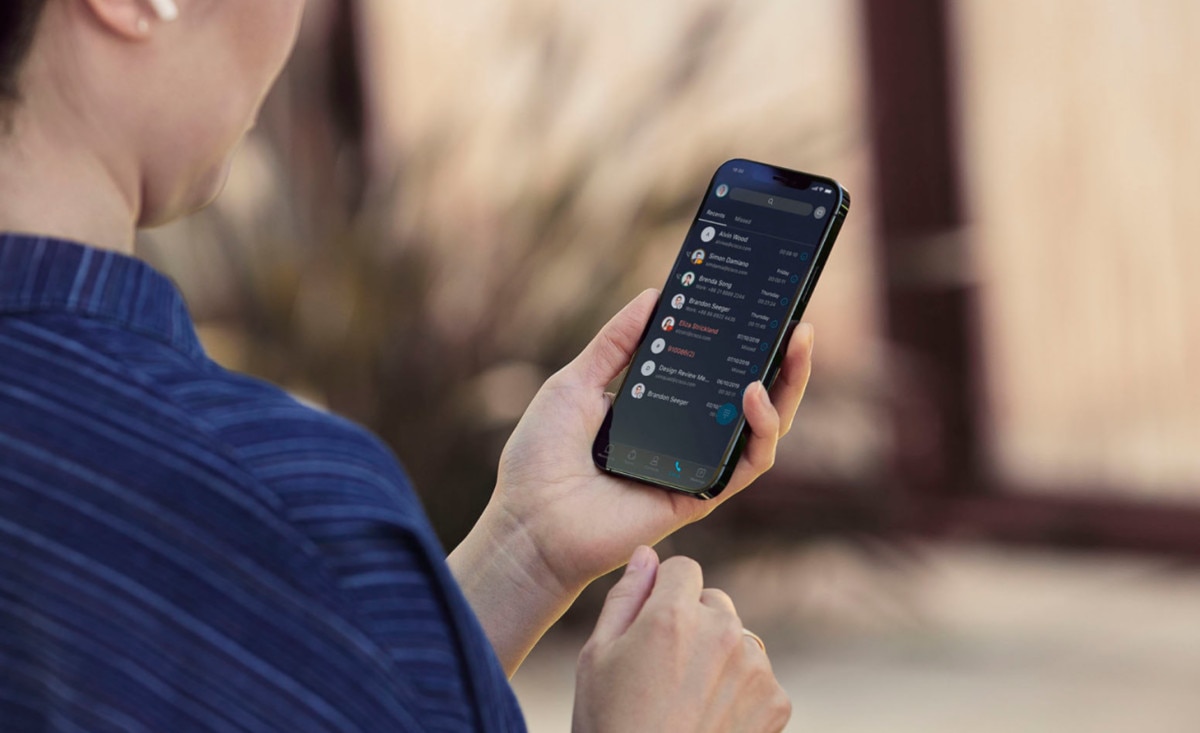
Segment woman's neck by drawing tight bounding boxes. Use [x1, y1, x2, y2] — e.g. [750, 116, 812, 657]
[0, 99, 141, 255]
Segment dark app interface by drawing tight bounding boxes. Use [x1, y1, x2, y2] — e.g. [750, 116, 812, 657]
[599, 162, 839, 490]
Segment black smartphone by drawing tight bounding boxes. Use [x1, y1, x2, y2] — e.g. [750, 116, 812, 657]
[592, 159, 850, 499]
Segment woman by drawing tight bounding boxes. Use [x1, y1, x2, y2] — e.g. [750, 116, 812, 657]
[0, 1, 815, 731]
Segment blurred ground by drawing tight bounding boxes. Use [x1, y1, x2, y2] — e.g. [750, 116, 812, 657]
[512, 543, 1200, 732]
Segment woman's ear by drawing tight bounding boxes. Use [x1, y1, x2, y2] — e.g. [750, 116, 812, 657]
[80, 0, 178, 40]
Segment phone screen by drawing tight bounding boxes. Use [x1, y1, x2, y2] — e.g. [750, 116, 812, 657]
[593, 159, 848, 497]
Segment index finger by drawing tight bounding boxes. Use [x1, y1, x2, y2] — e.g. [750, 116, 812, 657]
[699, 324, 813, 511]
[769, 322, 815, 437]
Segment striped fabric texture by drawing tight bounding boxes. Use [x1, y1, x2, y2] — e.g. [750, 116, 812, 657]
[0, 234, 526, 732]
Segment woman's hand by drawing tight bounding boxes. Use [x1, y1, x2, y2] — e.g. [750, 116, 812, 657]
[448, 289, 815, 675]
[573, 547, 792, 733]
[494, 287, 814, 589]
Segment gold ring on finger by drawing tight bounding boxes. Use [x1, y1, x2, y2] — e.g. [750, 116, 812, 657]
[742, 628, 766, 653]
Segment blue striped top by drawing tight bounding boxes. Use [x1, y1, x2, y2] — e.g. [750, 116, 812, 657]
[0, 234, 526, 732]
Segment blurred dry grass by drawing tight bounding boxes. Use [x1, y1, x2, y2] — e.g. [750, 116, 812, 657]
[136, 0, 1200, 538]
[141, 0, 880, 547]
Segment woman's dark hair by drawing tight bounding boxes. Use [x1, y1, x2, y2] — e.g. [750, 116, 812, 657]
[0, 0, 49, 104]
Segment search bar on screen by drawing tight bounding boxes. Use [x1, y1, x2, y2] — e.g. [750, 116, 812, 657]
[729, 188, 813, 216]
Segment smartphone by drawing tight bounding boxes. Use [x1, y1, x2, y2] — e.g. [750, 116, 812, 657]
[592, 159, 850, 499]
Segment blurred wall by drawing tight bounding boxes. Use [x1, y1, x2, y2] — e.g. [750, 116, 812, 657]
[956, 0, 1200, 498]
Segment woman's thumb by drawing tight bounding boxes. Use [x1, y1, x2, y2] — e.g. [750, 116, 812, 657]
[588, 546, 659, 644]
[566, 289, 659, 389]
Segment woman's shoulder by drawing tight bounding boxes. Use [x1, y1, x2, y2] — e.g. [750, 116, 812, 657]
[165, 359, 429, 526]
[2, 310, 427, 525]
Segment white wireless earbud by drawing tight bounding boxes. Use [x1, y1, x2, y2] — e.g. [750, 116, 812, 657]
[146, 0, 180, 22]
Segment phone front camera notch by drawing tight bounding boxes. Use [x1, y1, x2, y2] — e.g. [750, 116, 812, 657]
[772, 174, 812, 190]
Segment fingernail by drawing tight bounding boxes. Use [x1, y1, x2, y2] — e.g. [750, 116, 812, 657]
[799, 323, 815, 354]
[627, 545, 651, 573]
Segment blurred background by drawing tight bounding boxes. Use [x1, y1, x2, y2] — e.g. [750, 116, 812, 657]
[140, 0, 1200, 730]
